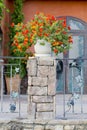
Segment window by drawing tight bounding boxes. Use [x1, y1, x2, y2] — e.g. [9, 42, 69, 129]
[56, 16, 87, 93]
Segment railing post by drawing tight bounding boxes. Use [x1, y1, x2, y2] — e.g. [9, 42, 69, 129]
[1, 62, 4, 112]
[63, 59, 66, 118]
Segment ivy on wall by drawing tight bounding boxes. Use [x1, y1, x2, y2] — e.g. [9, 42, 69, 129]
[7, 0, 27, 78]
[0, 0, 9, 24]
[9, 0, 24, 46]
[11, 0, 24, 24]
[0, 0, 4, 22]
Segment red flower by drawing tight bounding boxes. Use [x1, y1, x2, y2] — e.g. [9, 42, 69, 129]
[62, 20, 66, 27]
[39, 28, 43, 32]
[63, 31, 67, 34]
[69, 36, 73, 43]
[51, 16, 56, 21]
[53, 49, 58, 53]
[11, 23, 14, 27]
[68, 26, 71, 30]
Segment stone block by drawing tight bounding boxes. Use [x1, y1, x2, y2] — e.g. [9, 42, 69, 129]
[23, 124, 33, 129]
[37, 103, 53, 112]
[46, 125, 55, 130]
[28, 76, 32, 86]
[27, 57, 37, 76]
[28, 102, 36, 119]
[0, 128, 4, 130]
[64, 125, 75, 130]
[75, 125, 85, 130]
[32, 77, 48, 87]
[48, 80, 56, 95]
[38, 57, 54, 66]
[32, 96, 53, 103]
[48, 67, 56, 95]
[55, 125, 63, 130]
[37, 66, 49, 77]
[28, 87, 47, 96]
[36, 112, 54, 119]
[34, 125, 44, 130]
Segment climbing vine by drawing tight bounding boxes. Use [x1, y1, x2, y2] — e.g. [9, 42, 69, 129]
[11, 0, 24, 24]
[9, 0, 24, 47]
[7, 0, 27, 78]
[0, 0, 9, 24]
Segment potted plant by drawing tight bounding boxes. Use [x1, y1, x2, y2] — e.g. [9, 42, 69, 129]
[6, 12, 73, 93]
[26, 12, 73, 56]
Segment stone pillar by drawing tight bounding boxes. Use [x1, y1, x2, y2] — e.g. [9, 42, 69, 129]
[27, 56, 56, 120]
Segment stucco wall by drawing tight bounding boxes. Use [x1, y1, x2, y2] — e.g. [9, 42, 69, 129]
[23, 0, 87, 23]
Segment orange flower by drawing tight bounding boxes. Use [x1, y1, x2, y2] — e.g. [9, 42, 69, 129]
[52, 42, 61, 46]
[31, 25, 36, 29]
[30, 38, 33, 43]
[62, 20, 66, 27]
[15, 43, 18, 47]
[39, 23, 43, 26]
[24, 41, 28, 45]
[53, 49, 58, 53]
[44, 33, 49, 36]
[13, 49, 16, 53]
[17, 45, 21, 49]
[11, 23, 14, 27]
[69, 36, 73, 43]
[39, 28, 43, 32]
[24, 37, 28, 42]
[38, 33, 42, 36]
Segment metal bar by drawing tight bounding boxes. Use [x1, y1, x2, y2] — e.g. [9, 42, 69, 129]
[72, 66, 74, 113]
[63, 59, 66, 118]
[81, 63, 83, 113]
[10, 65, 13, 105]
[18, 59, 21, 118]
[1, 65, 4, 112]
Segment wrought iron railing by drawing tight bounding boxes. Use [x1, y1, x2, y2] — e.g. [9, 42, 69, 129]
[55, 57, 87, 119]
[0, 56, 27, 119]
[0, 56, 87, 120]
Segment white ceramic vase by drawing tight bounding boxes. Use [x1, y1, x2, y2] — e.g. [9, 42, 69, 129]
[34, 39, 51, 57]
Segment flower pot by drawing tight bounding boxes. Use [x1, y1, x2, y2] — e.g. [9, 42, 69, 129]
[5, 74, 21, 94]
[34, 39, 51, 56]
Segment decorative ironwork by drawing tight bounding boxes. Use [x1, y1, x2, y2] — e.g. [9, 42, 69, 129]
[66, 57, 84, 114]
[9, 91, 19, 112]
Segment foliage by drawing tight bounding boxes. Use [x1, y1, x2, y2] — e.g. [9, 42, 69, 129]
[11, 0, 24, 24]
[0, 0, 9, 24]
[11, 23, 32, 57]
[27, 12, 73, 55]
[9, 0, 24, 46]
[7, 11, 73, 77]
[8, 22, 33, 78]
[7, 0, 29, 78]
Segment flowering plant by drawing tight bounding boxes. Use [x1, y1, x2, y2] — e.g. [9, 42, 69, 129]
[11, 22, 32, 57]
[11, 12, 73, 57]
[27, 12, 73, 54]
[7, 22, 33, 78]
[7, 12, 73, 77]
